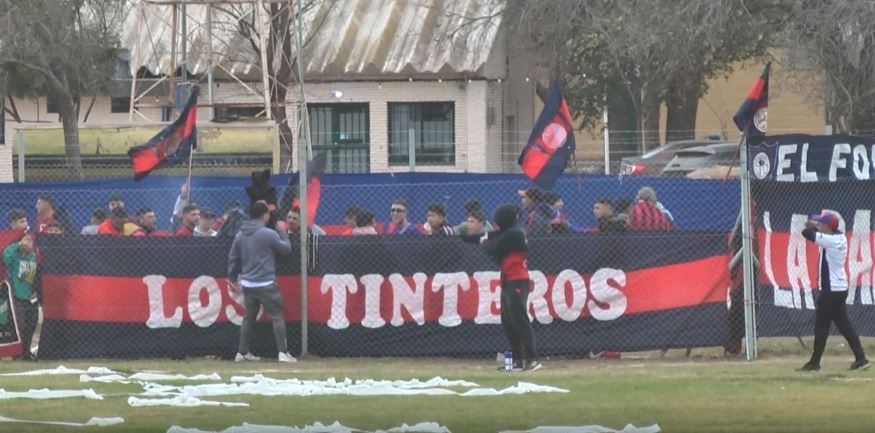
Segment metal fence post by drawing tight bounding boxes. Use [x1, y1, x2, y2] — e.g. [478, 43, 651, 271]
[16, 129, 25, 183]
[740, 135, 757, 360]
[408, 128, 416, 172]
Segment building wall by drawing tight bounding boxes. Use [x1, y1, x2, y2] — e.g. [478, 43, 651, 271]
[285, 80, 496, 173]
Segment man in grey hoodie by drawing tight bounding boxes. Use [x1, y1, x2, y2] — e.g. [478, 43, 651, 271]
[228, 200, 296, 363]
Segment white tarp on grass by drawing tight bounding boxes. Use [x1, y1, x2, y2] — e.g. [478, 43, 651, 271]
[0, 414, 123, 428]
[0, 366, 117, 376]
[0, 388, 102, 400]
[500, 425, 661, 433]
[136, 376, 567, 400]
[167, 421, 451, 433]
[128, 395, 249, 408]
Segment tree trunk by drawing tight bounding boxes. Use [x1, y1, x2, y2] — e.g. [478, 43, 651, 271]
[665, 75, 700, 143]
[59, 94, 84, 179]
[638, 89, 661, 152]
[270, 3, 295, 172]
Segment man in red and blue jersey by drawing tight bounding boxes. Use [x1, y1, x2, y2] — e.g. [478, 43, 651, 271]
[462, 204, 541, 372]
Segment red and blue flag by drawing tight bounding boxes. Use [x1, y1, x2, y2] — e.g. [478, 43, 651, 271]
[518, 80, 576, 189]
[733, 63, 770, 137]
[278, 152, 328, 225]
[128, 87, 199, 181]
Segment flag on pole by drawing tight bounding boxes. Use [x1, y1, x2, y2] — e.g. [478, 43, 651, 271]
[518, 80, 576, 189]
[733, 63, 770, 137]
[278, 152, 329, 226]
[128, 87, 199, 181]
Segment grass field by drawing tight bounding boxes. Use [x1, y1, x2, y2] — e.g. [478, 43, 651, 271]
[0, 341, 873, 433]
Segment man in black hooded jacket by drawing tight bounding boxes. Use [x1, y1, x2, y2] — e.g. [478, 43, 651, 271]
[462, 204, 542, 372]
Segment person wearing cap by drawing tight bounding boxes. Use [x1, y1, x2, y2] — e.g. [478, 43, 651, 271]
[798, 212, 869, 372]
[518, 187, 553, 235]
[628, 186, 673, 231]
[194, 208, 219, 237]
[107, 194, 125, 211]
[453, 199, 493, 236]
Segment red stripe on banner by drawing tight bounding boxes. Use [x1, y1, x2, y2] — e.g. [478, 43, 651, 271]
[41, 255, 729, 325]
[756, 230, 875, 289]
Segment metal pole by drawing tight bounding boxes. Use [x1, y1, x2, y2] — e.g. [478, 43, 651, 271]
[740, 133, 757, 360]
[257, 0, 273, 120]
[603, 92, 609, 175]
[294, 0, 309, 357]
[169, 4, 177, 114]
[181, 0, 187, 83]
[408, 128, 416, 172]
[206, 3, 214, 119]
[16, 130, 25, 183]
[129, 1, 144, 122]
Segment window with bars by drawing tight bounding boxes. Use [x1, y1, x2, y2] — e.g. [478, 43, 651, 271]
[388, 102, 454, 165]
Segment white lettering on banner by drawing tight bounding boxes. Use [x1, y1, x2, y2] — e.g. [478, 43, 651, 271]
[473, 271, 501, 324]
[360, 274, 386, 328]
[588, 268, 628, 321]
[389, 273, 427, 327]
[551, 270, 587, 321]
[853, 145, 871, 180]
[847, 211, 873, 305]
[145, 275, 183, 328]
[223, 281, 256, 327]
[800, 143, 819, 182]
[141, 269, 632, 329]
[787, 215, 815, 309]
[188, 276, 221, 327]
[431, 272, 471, 327]
[776, 144, 797, 182]
[320, 274, 358, 329]
[770, 142, 875, 181]
[765, 210, 875, 310]
[763, 213, 794, 309]
[829, 143, 851, 181]
[528, 271, 552, 324]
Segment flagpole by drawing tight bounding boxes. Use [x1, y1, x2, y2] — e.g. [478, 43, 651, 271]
[295, 0, 310, 358]
[739, 129, 757, 361]
[185, 142, 194, 206]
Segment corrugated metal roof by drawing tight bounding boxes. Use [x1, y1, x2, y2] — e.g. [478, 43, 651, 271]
[123, 0, 504, 80]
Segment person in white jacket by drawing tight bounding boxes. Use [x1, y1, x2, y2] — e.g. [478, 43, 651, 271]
[798, 211, 869, 372]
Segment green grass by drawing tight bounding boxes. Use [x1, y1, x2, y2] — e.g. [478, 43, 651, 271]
[1, 339, 874, 432]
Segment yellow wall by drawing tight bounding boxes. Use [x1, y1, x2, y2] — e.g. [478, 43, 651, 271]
[573, 60, 825, 160]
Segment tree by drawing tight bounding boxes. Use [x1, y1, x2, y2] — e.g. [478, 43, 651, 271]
[218, 0, 335, 172]
[503, 0, 782, 153]
[779, 1, 875, 134]
[0, 0, 124, 179]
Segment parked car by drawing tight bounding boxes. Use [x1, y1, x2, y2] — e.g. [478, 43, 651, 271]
[620, 139, 728, 176]
[660, 142, 739, 177]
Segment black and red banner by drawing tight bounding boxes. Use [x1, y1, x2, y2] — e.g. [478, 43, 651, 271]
[128, 87, 199, 181]
[36, 232, 731, 359]
[750, 134, 875, 337]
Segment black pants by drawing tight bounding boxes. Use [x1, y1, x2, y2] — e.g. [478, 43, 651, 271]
[13, 297, 38, 357]
[501, 279, 537, 363]
[810, 290, 866, 364]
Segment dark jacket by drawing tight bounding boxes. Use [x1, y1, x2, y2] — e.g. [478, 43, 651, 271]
[462, 204, 529, 282]
[228, 219, 291, 287]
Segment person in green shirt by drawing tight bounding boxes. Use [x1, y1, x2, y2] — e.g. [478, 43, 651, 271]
[4, 234, 37, 358]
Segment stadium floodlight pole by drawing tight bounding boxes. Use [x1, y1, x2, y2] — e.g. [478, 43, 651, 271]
[603, 90, 609, 175]
[739, 130, 757, 360]
[294, 0, 310, 357]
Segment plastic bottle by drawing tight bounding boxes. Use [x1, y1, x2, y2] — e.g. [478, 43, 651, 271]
[504, 350, 513, 373]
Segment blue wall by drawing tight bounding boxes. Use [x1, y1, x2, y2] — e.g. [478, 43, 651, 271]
[0, 173, 740, 232]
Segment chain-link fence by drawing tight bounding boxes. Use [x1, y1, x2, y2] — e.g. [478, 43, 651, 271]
[748, 134, 875, 360]
[0, 171, 748, 361]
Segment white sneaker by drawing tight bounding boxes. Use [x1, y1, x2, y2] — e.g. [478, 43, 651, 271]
[234, 352, 261, 362]
[278, 352, 298, 363]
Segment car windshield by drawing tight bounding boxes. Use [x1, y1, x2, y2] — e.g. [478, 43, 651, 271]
[640, 146, 666, 159]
